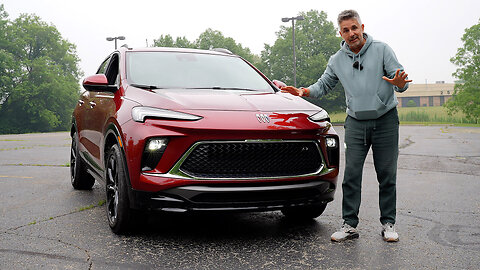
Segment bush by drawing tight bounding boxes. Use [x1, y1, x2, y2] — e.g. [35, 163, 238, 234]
[406, 100, 417, 107]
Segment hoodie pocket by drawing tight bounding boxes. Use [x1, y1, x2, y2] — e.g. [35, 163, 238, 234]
[347, 94, 387, 120]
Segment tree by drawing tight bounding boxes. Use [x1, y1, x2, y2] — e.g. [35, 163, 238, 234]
[259, 10, 345, 112]
[0, 5, 16, 109]
[0, 7, 82, 134]
[153, 29, 259, 65]
[445, 19, 480, 123]
[195, 28, 258, 64]
[153, 34, 195, 49]
[406, 100, 417, 107]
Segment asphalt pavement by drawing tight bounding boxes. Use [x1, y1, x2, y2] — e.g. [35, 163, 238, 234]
[1, 126, 479, 269]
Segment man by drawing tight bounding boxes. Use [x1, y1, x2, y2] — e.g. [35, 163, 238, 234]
[281, 9, 411, 242]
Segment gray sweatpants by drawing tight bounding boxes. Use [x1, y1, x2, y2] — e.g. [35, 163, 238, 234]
[342, 107, 399, 228]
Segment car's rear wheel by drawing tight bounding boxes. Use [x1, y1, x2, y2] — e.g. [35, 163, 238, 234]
[106, 144, 134, 234]
[281, 203, 327, 220]
[70, 131, 95, 190]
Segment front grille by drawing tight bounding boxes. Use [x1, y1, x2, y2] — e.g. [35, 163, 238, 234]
[179, 141, 323, 178]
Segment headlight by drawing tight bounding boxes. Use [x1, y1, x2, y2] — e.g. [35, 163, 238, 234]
[308, 109, 330, 122]
[132, 106, 203, 122]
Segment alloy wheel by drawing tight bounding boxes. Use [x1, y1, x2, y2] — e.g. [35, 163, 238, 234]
[106, 154, 119, 225]
[70, 136, 77, 182]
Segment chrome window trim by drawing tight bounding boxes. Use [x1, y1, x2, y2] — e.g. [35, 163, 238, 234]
[95, 94, 115, 99]
[143, 139, 334, 180]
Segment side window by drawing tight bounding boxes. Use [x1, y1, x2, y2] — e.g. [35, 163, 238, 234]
[105, 54, 119, 85]
[96, 57, 110, 74]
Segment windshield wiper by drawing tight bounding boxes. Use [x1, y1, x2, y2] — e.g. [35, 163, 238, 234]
[130, 83, 162, 90]
[186, 87, 257, 91]
[131, 85, 259, 91]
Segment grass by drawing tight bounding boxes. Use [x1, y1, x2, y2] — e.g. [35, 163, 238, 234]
[0, 146, 33, 151]
[77, 204, 96, 212]
[77, 200, 106, 212]
[6, 163, 69, 167]
[26, 199, 107, 227]
[0, 144, 70, 151]
[329, 106, 480, 126]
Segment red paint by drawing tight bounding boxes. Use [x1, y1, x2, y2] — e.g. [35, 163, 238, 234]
[72, 47, 339, 194]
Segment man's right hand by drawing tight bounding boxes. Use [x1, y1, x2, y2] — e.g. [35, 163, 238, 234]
[281, 86, 309, 96]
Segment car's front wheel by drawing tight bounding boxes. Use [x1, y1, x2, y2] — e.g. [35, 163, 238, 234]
[105, 144, 133, 234]
[70, 131, 95, 190]
[281, 203, 327, 220]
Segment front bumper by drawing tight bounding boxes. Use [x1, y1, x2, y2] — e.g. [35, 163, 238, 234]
[129, 179, 335, 213]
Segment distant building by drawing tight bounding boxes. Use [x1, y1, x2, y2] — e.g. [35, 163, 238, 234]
[395, 82, 455, 107]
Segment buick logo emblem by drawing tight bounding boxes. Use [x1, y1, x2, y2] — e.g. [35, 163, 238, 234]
[256, 114, 270, 123]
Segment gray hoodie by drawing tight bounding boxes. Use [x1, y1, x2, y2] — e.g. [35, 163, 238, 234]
[308, 33, 408, 120]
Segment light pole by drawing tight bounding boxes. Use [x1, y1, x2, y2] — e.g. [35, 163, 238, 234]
[281, 16, 304, 87]
[106, 36, 126, 49]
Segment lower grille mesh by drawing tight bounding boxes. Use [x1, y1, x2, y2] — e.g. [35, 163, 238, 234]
[179, 141, 323, 178]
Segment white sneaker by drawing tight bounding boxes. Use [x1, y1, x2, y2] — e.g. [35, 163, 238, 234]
[331, 223, 359, 242]
[382, 223, 399, 242]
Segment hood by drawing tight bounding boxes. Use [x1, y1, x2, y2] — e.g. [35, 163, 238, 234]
[340, 33, 373, 58]
[142, 89, 320, 112]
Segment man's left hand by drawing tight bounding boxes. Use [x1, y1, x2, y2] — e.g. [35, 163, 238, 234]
[382, 69, 412, 89]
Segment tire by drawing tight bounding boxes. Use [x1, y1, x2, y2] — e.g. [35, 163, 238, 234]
[105, 144, 134, 234]
[281, 203, 327, 220]
[70, 131, 95, 190]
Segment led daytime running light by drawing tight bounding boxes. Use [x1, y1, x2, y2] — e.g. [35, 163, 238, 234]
[132, 107, 202, 122]
[308, 110, 330, 122]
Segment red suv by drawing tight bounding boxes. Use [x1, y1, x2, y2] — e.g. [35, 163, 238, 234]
[70, 47, 339, 233]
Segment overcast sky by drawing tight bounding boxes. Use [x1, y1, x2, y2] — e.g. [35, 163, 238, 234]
[2, 0, 480, 84]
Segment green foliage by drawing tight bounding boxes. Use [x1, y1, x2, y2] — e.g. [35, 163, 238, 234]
[445, 18, 480, 124]
[259, 10, 345, 112]
[330, 106, 478, 125]
[0, 5, 81, 134]
[406, 100, 417, 107]
[0, 5, 16, 108]
[153, 29, 258, 64]
[196, 28, 257, 64]
[153, 34, 196, 49]
[398, 107, 477, 124]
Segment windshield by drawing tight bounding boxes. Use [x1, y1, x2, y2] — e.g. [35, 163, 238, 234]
[126, 51, 273, 92]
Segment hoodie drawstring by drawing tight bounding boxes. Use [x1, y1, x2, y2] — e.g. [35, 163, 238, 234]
[358, 54, 361, 70]
[352, 53, 362, 76]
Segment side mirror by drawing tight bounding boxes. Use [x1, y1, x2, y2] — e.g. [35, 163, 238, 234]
[272, 80, 287, 89]
[82, 74, 117, 92]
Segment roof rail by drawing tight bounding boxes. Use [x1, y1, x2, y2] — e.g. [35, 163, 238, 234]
[211, 48, 234, 55]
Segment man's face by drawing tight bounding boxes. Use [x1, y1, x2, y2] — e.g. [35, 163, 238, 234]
[339, 18, 365, 53]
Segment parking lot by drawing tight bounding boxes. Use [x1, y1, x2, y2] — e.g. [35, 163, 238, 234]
[1, 126, 479, 269]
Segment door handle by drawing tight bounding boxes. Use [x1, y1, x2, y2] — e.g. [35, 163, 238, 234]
[89, 101, 96, 108]
[78, 100, 84, 106]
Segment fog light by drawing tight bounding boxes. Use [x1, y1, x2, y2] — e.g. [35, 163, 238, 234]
[326, 137, 337, 148]
[147, 138, 168, 151]
[325, 137, 339, 167]
[142, 138, 169, 171]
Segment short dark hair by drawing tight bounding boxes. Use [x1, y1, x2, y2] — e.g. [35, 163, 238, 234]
[337, 10, 362, 26]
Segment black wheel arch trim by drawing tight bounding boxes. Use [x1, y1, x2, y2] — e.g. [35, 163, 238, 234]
[104, 122, 134, 198]
[70, 117, 77, 137]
